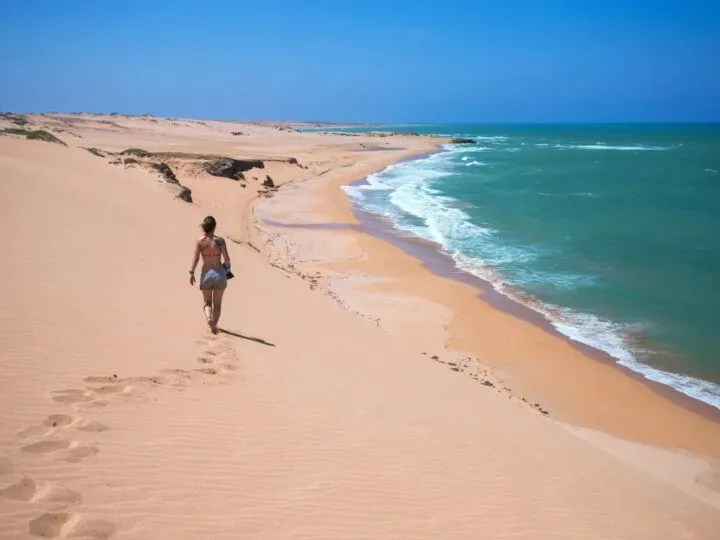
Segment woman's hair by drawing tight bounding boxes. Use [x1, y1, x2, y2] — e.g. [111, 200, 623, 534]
[201, 216, 217, 234]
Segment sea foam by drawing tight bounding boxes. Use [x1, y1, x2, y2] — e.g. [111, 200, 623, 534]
[343, 141, 720, 410]
[553, 144, 671, 151]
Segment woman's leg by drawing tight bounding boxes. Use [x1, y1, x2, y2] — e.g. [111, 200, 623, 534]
[211, 288, 225, 330]
[202, 289, 213, 329]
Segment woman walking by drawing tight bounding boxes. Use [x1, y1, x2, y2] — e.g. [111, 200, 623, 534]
[189, 216, 231, 333]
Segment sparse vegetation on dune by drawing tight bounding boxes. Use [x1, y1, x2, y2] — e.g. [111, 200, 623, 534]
[2, 128, 30, 136]
[26, 130, 67, 145]
[121, 148, 151, 156]
[2, 128, 67, 146]
[84, 147, 105, 157]
[0, 112, 29, 126]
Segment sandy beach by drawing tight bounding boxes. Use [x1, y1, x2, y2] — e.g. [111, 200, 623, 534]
[1, 113, 719, 538]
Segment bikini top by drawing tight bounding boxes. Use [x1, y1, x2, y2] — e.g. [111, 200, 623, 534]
[202, 236, 224, 258]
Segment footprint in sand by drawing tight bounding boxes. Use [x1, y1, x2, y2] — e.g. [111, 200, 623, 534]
[17, 425, 53, 439]
[219, 363, 239, 371]
[19, 414, 108, 440]
[86, 384, 126, 395]
[21, 439, 99, 463]
[44, 414, 74, 428]
[81, 399, 109, 409]
[28, 512, 115, 539]
[62, 442, 99, 463]
[0, 476, 81, 504]
[45, 414, 108, 433]
[129, 375, 167, 386]
[161, 368, 195, 388]
[76, 420, 109, 433]
[84, 381, 148, 401]
[83, 375, 127, 385]
[22, 439, 71, 454]
[52, 389, 94, 404]
[17, 414, 75, 439]
[0, 476, 36, 501]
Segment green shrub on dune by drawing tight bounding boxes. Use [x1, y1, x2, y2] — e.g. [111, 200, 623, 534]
[0, 112, 28, 126]
[2, 128, 67, 145]
[121, 148, 151, 156]
[26, 130, 67, 145]
[2, 128, 30, 136]
[84, 147, 105, 157]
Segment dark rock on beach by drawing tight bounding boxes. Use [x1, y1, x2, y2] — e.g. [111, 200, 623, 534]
[450, 138, 475, 144]
[263, 175, 275, 188]
[205, 158, 264, 180]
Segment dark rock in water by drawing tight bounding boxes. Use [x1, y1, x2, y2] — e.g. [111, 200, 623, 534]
[150, 162, 179, 184]
[205, 158, 264, 180]
[262, 175, 275, 188]
[450, 138, 475, 144]
[176, 186, 192, 203]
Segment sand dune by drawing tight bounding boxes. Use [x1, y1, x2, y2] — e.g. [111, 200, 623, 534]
[1, 115, 718, 538]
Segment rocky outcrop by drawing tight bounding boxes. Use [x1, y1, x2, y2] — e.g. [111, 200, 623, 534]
[175, 186, 193, 203]
[150, 162, 179, 184]
[205, 158, 264, 180]
[149, 162, 192, 203]
[450, 138, 475, 144]
[263, 175, 275, 188]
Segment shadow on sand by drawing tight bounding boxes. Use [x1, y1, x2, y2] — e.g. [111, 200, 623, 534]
[218, 328, 276, 347]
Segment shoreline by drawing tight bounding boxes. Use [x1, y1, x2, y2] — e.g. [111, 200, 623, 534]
[351, 200, 720, 424]
[254, 144, 720, 460]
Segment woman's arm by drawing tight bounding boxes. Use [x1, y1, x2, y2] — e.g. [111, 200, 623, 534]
[220, 238, 231, 266]
[189, 240, 200, 285]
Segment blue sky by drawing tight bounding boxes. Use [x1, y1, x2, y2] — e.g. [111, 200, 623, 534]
[1, 0, 718, 122]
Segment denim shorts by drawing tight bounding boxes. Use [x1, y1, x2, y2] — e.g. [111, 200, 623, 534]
[199, 267, 227, 290]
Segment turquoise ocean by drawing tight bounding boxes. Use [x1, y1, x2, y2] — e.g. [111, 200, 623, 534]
[320, 124, 720, 409]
